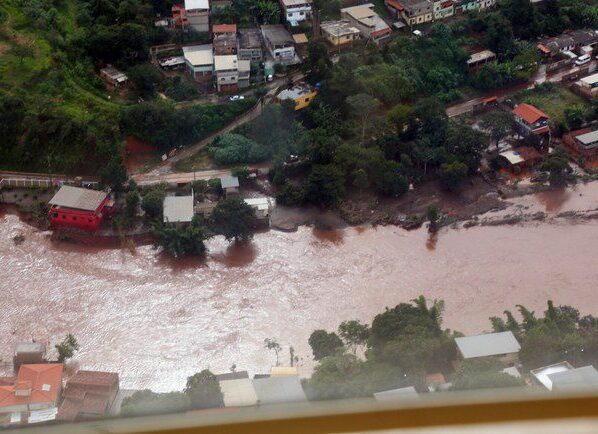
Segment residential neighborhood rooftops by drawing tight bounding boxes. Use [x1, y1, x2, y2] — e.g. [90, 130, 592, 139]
[455, 331, 521, 359]
[220, 378, 258, 407]
[341, 3, 389, 33]
[261, 24, 295, 45]
[213, 34, 238, 53]
[253, 376, 307, 405]
[539, 29, 598, 53]
[548, 366, 598, 391]
[214, 54, 238, 71]
[184, 0, 209, 10]
[49, 186, 107, 212]
[512, 103, 549, 124]
[531, 361, 574, 390]
[163, 195, 194, 223]
[213, 23, 237, 33]
[220, 175, 240, 189]
[320, 20, 360, 37]
[0, 364, 63, 409]
[374, 386, 418, 401]
[183, 44, 214, 66]
[393, 0, 432, 10]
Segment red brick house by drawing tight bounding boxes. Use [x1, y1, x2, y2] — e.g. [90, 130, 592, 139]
[57, 371, 119, 422]
[48, 186, 115, 232]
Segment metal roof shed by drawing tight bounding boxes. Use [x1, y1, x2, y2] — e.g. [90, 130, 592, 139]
[549, 366, 598, 392]
[163, 195, 194, 223]
[455, 331, 520, 359]
[374, 386, 418, 401]
[220, 175, 239, 189]
[253, 376, 307, 405]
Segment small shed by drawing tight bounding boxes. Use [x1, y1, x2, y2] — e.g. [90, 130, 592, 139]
[455, 331, 520, 364]
[100, 66, 128, 87]
[13, 343, 46, 371]
[531, 361, 575, 390]
[549, 366, 598, 392]
[220, 175, 240, 196]
[163, 194, 194, 223]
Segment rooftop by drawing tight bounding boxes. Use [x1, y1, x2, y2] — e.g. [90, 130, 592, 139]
[100, 66, 128, 82]
[549, 366, 598, 392]
[253, 376, 307, 405]
[292, 33, 308, 44]
[455, 331, 521, 359]
[277, 83, 316, 100]
[374, 386, 418, 401]
[183, 44, 214, 66]
[261, 24, 294, 45]
[214, 34, 238, 54]
[0, 364, 64, 409]
[467, 49, 496, 64]
[512, 103, 550, 124]
[281, 0, 313, 5]
[575, 130, 598, 147]
[49, 186, 107, 212]
[392, 0, 432, 11]
[15, 342, 45, 354]
[320, 20, 361, 37]
[341, 3, 390, 33]
[531, 361, 574, 390]
[220, 175, 239, 189]
[163, 195, 194, 223]
[238, 28, 262, 49]
[214, 54, 239, 71]
[213, 23, 237, 33]
[57, 371, 119, 422]
[270, 366, 298, 377]
[220, 379, 258, 407]
[184, 0, 209, 10]
[215, 371, 249, 381]
[581, 72, 598, 85]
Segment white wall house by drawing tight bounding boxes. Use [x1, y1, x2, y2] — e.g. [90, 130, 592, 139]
[280, 0, 313, 26]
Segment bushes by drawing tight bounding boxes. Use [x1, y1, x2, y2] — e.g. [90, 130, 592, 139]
[209, 134, 269, 165]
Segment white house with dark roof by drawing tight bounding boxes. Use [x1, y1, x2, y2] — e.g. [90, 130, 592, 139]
[455, 331, 521, 364]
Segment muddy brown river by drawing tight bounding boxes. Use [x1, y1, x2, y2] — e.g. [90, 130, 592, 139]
[2, 183, 598, 391]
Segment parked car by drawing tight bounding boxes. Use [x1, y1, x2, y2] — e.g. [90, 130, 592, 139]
[229, 95, 245, 101]
[575, 54, 591, 66]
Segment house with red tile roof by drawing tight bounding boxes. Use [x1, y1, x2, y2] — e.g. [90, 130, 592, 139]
[512, 103, 550, 136]
[212, 23, 237, 35]
[57, 371, 119, 422]
[0, 364, 63, 424]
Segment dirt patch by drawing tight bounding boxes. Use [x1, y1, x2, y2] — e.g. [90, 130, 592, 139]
[0, 42, 11, 56]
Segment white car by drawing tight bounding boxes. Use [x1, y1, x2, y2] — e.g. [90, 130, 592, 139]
[575, 54, 591, 66]
[229, 95, 245, 102]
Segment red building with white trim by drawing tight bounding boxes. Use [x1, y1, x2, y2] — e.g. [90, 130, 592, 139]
[48, 186, 115, 232]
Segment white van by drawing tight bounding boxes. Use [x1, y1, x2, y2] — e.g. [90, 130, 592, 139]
[575, 54, 591, 66]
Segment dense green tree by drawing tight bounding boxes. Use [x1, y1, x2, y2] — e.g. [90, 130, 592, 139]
[141, 185, 167, 219]
[184, 370, 224, 410]
[304, 38, 332, 83]
[209, 133, 269, 165]
[346, 93, 381, 143]
[100, 157, 127, 191]
[308, 330, 344, 361]
[255, 0, 280, 24]
[338, 320, 370, 354]
[437, 161, 468, 192]
[128, 64, 163, 98]
[451, 359, 525, 391]
[121, 390, 190, 416]
[352, 168, 370, 192]
[372, 160, 409, 197]
[386, 103, 413, 134]
[539, 147, 573, 186]
[564, 104, 586, 130]
[304, 164, 346, 207]
[485, 13, 516, 57]
[152, 217, 208, 258]
[426, 203, 439, 233]
[125, 190, 140, 218]
[209, 196, 256, 242]
[480, 111, 516, 149]
[55, 334, 80, 362]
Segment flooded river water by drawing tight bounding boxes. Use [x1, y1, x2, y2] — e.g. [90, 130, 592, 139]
[2, 183, 598, 391]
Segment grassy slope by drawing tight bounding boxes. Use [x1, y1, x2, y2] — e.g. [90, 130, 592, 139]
[513, 84, 590, 126]
[0, 0, 123, 121]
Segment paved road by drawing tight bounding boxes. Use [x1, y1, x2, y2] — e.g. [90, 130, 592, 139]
[446, 61, 597, 118]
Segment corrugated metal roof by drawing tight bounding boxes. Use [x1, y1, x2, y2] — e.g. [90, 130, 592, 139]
[49, 186, 107, 212]
[184, 0, 209, 10]
[549, 366, 598, 391]
[220, 175, 239, 189]
[163, 195, 194, 223]
[576, 130, 598, 146]
[183, 44, 214, 66]
[455, 331, 520, 359]
[220, 379, 258, 407]
[374, 386, 418, 401]
[253, 377, 306, 405]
